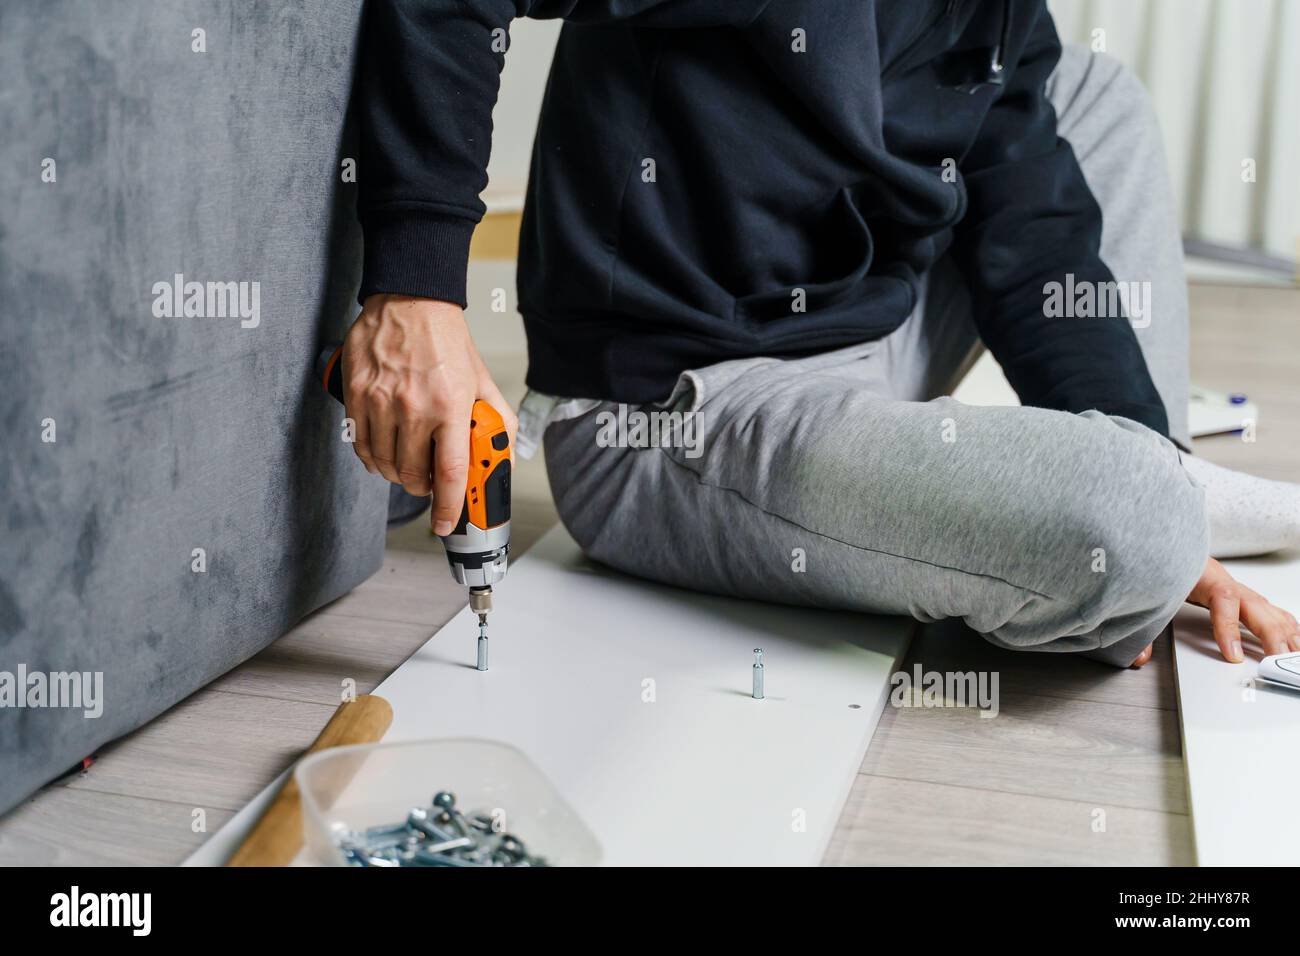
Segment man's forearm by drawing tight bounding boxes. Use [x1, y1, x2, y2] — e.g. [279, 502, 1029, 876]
[356, 0, 518, 307]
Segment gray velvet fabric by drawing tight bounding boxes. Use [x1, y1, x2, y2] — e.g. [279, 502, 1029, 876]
[0, 1, 387, 814]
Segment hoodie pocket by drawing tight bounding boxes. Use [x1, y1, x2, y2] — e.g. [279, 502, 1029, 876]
[730, 186, 875, 326]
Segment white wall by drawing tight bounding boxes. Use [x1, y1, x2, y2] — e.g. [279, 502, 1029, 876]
[485, 18, 560, 210]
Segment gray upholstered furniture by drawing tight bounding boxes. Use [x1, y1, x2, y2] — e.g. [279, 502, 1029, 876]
[0, 1, 387, 814]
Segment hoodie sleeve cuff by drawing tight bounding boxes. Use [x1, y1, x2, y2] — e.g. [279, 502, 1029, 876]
[357, 210, 476, 308]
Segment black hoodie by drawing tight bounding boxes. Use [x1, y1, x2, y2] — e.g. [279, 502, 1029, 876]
[357, 0, 1169, 437]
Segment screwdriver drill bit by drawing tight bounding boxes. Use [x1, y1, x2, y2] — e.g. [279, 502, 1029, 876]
[469, 587, 492, 672]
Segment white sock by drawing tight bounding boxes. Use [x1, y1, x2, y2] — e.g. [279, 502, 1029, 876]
[1183, 455, 1300, 559]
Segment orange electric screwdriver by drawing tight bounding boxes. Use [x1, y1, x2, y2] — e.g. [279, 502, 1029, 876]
[317, 343, 511, 670]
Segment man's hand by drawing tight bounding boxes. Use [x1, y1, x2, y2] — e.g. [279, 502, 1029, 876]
[1186, 557, 1300, 662]
[1131, 557, 1300, 667]
[343, 295, 517, 536]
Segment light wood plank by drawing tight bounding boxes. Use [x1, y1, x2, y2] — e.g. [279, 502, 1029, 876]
[321, 548, 469, 629]
[62, 690, 337, 812]
[859, 678, 1187, 813]
[469, 210, 522, 260]
[207, 612, 439, 706]
[823, 774, 1193, 866]
[907, 618, 1178, 711]
[1188, 283, 1300, 480]
[0, 788, 236, 866]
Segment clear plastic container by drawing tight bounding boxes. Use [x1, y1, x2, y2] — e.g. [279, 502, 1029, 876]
[295, 738, 601, 866]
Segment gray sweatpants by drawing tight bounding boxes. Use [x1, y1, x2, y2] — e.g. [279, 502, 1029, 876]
[539, 46, 1209, 667]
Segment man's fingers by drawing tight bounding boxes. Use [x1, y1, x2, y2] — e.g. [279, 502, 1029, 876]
[1283, 611, 1300, 652]
[1186, 559, 1300, 662]
[342, 373, 377, 474]
[394, 421, 434, 497]
[367, 408, 401, 485]
[349, 401, 377, 474]
[1209, 592, 1244, 663]
[1241, 597, 1293, 657]
[431, 417, 471, 536]
[1130, 643, 1154, 668]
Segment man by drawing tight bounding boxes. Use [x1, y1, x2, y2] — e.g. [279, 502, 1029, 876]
[342, 0, 1300, 667]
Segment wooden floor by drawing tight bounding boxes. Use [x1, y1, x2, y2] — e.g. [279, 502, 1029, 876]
[1, 280, 1295, 866]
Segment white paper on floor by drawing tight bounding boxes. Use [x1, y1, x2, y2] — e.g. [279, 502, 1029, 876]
[1172, 549, 1300, 866]
[187, 525, 913, 866]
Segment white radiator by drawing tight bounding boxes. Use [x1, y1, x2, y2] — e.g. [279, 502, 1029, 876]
[1050, 0, 1299, 261]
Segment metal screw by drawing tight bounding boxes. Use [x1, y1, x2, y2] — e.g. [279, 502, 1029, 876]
[360, 846, 406, 867]
[752, 648, 764, 700]
[423, 836, 475, 854]
[336, 792, 551, 867]
[363, 832, 416, 852]
[363, 822, 414, 841]
[407, 806, 457, 842]
[410, 849, 483, 867]
[496, 834, 527, 862]
[432, 791, 474, 838]
[440, 809, 473, 839]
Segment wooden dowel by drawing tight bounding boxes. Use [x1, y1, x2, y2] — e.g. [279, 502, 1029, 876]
[227, 694, 394, 867]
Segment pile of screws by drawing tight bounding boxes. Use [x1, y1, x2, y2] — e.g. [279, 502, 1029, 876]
[333, 791, 550, 867]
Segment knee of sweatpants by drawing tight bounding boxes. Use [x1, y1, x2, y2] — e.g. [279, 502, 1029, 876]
[992, 420, 1208, 655]
[542, 413, 608, 553]
[542, 410, 653, 562]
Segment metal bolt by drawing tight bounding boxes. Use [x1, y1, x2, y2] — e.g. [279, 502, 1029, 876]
[409, 849, 483, 867]
[334, 792, 550, 867]
[752, 648, 764, 700]
[423, 836, 475, 854]
[363, 822, 414, 841]
[407, 806, 457, 842]
[496, 834, 527, 862]
[359, 847, 405, 867]
[440, 809, 473, 839]
[431, 791, 477, 839]
[361, 832, 416, 852]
